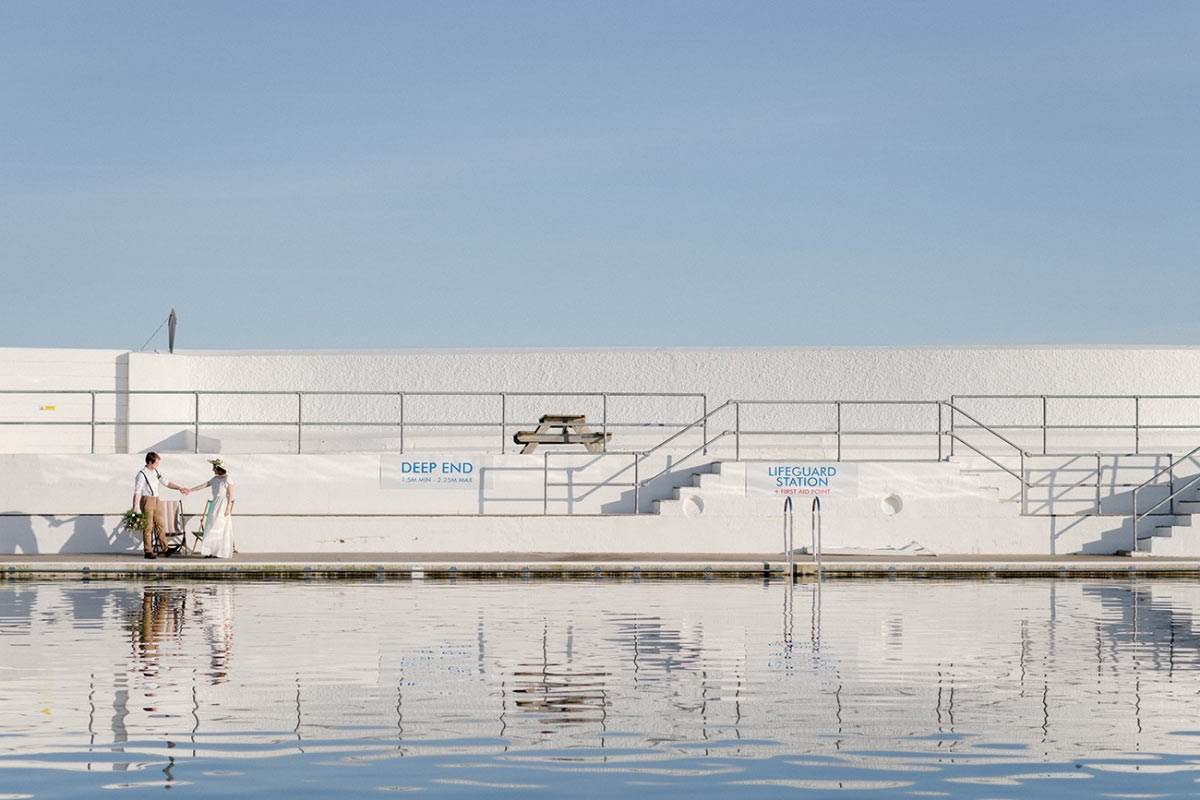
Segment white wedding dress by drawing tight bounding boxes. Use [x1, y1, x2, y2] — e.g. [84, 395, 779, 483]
[198, 476, 234, 558]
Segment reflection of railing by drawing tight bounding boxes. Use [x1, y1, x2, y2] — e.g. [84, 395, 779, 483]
[0, 390, 706, 455]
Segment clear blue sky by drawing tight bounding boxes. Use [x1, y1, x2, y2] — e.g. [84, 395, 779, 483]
[2, 1, 1197, 350]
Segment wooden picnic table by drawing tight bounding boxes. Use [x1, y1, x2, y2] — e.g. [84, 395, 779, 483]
[513, 414, 612, 454]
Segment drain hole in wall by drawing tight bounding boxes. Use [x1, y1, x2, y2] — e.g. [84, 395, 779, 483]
[882, 494, 903, 516]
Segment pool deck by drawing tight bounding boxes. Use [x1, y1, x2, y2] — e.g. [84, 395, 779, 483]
[2, 552, 1199, 580]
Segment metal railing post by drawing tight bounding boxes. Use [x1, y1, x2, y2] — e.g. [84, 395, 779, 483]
[734, 403, 741, 461]
[937, 402, 943, 461]
[1095, 453, 1102, 515]
[543, 452, 549, 515]
[398, 393, 405, 454]
[602, 393, 608, 453]
[1042, 395, 1048, 455]
[1134, 396, 1140, 454]
[836, 402, 842, 462]
[702, 395, 708, 455]
[90, 391, 96, 454]
[949, 396, 956, 458]
[1020, 451, 1026, 515]
[1133, 488, 1139, 553]
[1170, 463, 1176, 515]
[296, 392, 303, 455]
[633, 454, 640, 514]
[193, 392, 200, 454]
[500, 393, 507, 455]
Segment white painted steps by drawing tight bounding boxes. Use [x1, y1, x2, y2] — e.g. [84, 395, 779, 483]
[647, 455, 1200, 556]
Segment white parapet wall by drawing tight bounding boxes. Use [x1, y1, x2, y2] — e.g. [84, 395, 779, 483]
[0, 452, 1151, 556]
[2, 345, 1200, 556]
[5, 344, 1200, 456]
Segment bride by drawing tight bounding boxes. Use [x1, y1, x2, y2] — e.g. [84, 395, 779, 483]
[190, 459, 235, 558]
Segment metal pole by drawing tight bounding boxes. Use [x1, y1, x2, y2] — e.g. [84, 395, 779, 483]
[633, 455, 640, 514]
[937, 402, 943, 461]
[1133, 489, 1139, 553]
[836, 402, 842, 462]
[735, 403, 741, 461]
[500, 393, 507, 455]
[949, 396, 956, 459]
[90, 391, 96, 454]
[602, 393, 608, 454]
[1095, 453, 1102, 515]
[543, 452, 548, 515]
[399, 393, 405, 454]
[702, 395, 708, 456]
[296, 392, 303, 455]
[1170, 463, 1176, 516]
[1134, 396, 1140, 455]
[194, 392, 200, 454]
[1020, 451, 1026, 515]
[811, 496, 822, 573]
[783, 496, 793, 585]
[1042, 396, 1048, 455]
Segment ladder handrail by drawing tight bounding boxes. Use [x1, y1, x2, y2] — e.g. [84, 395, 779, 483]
[783, 496, 794, 583]
[811, 496, 822, 572]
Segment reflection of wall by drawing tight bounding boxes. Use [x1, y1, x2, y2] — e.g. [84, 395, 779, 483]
[4, 581, 1200, 767]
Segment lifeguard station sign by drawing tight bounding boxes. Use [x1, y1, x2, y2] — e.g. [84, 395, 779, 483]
[747, 463, 858, 497]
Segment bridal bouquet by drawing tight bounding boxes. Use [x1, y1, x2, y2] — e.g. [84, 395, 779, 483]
[121, 509, 146, 531]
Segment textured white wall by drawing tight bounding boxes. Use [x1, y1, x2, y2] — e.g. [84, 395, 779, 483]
[7, 345, 1200, 455]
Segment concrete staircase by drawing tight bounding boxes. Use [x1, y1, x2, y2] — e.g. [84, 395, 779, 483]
[651, 461, 742, 517]
[949, 454, 1200, 556]
[645, 454, 1200, 556]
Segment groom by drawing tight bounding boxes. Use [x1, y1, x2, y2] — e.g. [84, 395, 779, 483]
[130, 452, 190, 559]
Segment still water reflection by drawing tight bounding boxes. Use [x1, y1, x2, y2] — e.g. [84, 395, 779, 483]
[3, 579, 1200, 797]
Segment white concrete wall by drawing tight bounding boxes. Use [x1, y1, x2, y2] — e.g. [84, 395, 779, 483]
[10, 345, 1200, 456]
[0, 452, 1169, 556]
[6, 346, 1200, 556]
[0, 348, 129, 453]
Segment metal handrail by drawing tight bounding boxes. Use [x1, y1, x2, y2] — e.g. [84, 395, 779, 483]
[952, 393, 1200, 456]
[636, 401, 733, 460]
[1131, 444, 1200, 552]
[783, 496, 794, 584]
[941, 401, 1028, 454]
[810, 496, 822, 573]
[0, 389, 706, 456]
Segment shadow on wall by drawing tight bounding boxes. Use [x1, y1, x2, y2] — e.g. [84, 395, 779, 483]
[0, 514, 135, 555]
[0, 513, 37, 554]
[1052, 515, 1134, 555]
[44, 514, 132, 553]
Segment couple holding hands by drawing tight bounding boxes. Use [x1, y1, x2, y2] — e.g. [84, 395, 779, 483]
[131, 452, 235, 559]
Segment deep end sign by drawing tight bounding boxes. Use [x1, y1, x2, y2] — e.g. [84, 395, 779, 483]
[381, 456, 482, 489]
[748, 463, 857, 497]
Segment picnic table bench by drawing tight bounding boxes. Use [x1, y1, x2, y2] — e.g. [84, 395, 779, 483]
[513, 414, 612, 454]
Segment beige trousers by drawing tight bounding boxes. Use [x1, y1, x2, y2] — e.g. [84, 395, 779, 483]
[140, 495, 168, 553]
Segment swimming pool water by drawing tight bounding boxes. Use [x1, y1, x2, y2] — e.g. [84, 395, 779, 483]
[2, 578, 1199, 797]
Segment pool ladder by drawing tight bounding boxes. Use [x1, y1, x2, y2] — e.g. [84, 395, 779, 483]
[782, 496, 823, 582]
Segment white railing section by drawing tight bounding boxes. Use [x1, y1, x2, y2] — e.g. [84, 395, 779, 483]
[3, 391, 1200, 524]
